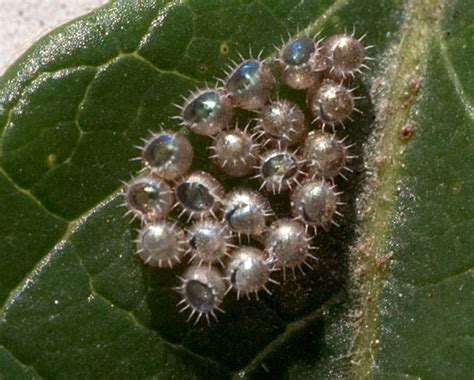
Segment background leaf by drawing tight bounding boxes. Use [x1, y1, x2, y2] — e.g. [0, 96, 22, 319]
[0, 0, 472, 379]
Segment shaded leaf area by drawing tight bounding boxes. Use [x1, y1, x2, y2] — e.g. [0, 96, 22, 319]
[0, 0, 408, 378]
[373, 1, 474, 378]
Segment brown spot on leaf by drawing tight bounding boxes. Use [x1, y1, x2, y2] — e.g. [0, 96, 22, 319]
[400, 122, 415, 139]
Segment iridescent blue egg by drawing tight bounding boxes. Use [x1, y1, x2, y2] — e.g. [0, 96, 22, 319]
[175, 171, 224, 219]
[147, 134, 176, 165]
[176, 182, 215, 212]
[226, 60, 261, 92]
[181, 89, 233, 136]
[278, 37, 322, 89]
[282, 37, 315, 66]
[183, 91, 220, 124]
[225, 59, 275, 110]
[142, 131, 193, 180]
[178, 265, 226, 323]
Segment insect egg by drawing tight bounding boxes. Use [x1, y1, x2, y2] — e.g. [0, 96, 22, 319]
[187, 220, 234, 267]
[322, 33, 368, 79]
[124, 176, 173, 222]
[136, 221, 187, 268]
[265, 219, 316, 279]
[140, 131, 193, 180]
[277, 36, 325, 89]
[291, 179, 341, 230]
[179, 88, 233, 136]
[210, 126, 260, 177]
[256, 99, 307, 147]
[307, 79, 355, 128]
[223, 189, 273, 239]
[174, 171, 224, 220]
[123, 27, 371, 325]
[225, 246, 275, 299]
[176, 265, 226, 325]
[225, 57, 275, 110]
[255, 148, 306, 194]
[303, 130, 350, 180]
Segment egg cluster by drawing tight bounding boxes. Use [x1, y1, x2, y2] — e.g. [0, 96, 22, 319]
[124, 32, 369, 325]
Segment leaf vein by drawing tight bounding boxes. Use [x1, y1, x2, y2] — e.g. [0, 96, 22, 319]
[0, 191, 121, 314]
[0, 166, 68, 222]
[233, 291, 346, 377]
[128, 52, 200, 83]
[0, 344, 44, 379]
[74, 251, 229, 375]
[438, 36, 474, 121]
[414, 266, 474, 288]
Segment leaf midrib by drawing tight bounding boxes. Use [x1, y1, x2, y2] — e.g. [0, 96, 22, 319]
[348, 0, 447, 378]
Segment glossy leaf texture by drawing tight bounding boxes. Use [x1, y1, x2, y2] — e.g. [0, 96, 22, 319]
[0, 0, 472, 379]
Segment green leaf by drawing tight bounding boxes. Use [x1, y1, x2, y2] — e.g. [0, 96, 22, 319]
[0, 0, 472, 378]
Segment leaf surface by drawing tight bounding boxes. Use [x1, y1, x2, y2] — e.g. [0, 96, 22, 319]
[0, 0, 472, 378]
